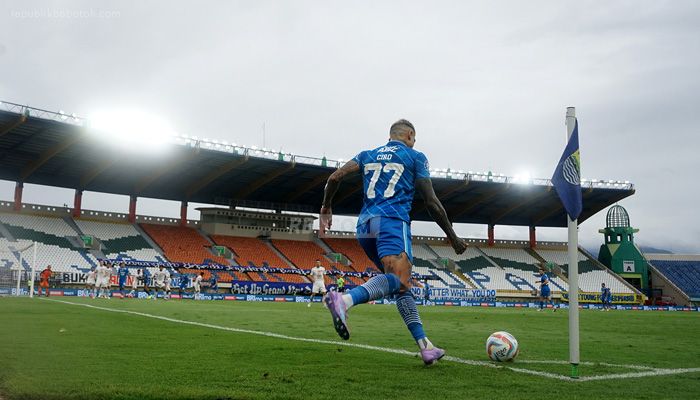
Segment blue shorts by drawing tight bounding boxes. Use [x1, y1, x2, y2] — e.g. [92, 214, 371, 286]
[357, 217, 412, 272]
[541, 285, 551, 298]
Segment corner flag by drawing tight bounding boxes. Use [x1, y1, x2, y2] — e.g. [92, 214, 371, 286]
[551, 119, 582, 220]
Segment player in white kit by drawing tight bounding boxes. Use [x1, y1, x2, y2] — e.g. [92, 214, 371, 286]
[152, 265, 170, 300]
[95, 261, 112, 299]
[164, 268, 172, 299]
[193, 272, 203, 300]
[85, 266, 97, 298]
[128, 269, 141, 298]
[308, 260, 327, 307]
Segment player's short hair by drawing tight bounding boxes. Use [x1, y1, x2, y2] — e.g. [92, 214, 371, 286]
[390, 119, 415, 136]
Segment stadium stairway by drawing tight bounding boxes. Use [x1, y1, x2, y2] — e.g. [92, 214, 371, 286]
[525, 247, 547, 265]
[208, 235, 306, 282]
[321, 237, 378, 279]
[648, 259, 700, 300]
[75, 219, 163, 262]
[451, 269, 477, 289]
[0, 222, 15, 242]
[646, 261, 691, 305]
[63, 216, 85, 236]
[140, 224, 229, 265]
[132, 224, 166, 256]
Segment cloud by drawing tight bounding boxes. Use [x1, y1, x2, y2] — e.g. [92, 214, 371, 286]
[1, 0, 698, 252]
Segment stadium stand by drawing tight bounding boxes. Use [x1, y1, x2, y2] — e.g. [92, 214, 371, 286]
[271, 239, 331, 269]
[0, 238, 28, 270]
[535, 248, 633, 293]
[535, 248, 587, 265]
[479, 247, 540, 272]
[429, 245, 492, 272]
[649, 260, 700, 299]
[209, 235, 308, 282]
[75, 219, 163, 261]
[0, 207, 640, 296]
[140, 224, 228, 265]
[0, 213, 97, 272]
[210, 235, 287, 268]
[412, 265, 448, 288]
[269, 239, 337, 284]
[411, 244, 468, 288]
[322, 237, 374, 272]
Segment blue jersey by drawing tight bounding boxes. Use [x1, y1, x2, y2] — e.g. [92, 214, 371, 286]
[209, 277, 217, 287]
[179, 274, 189, 288]
[352, 140, 431, 225]
[142, 269, 151, 285]
[540, 273, 550, 287]
[118, 268, 129, 283]
[601, 287, 611, 301]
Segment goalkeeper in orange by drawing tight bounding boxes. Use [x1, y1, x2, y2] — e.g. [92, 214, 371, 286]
[38, 265, 53, 297]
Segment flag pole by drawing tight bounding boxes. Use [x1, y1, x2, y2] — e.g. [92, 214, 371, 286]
[566, 106, 580, 378]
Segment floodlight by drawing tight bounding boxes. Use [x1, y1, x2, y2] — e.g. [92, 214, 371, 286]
[89, 110, 176, 152]
[513, 172, 531, 184]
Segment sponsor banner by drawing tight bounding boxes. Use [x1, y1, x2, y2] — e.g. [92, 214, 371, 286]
[9, 288, 697, 312]
[412, 287, 497, 301]
[0, 288, 31, 296]
[230, 281, 310, 296]
[105, 259, 379, 279]
[560, 292, 642, 304]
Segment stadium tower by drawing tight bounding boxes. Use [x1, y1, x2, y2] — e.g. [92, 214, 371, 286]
[597, 205, 648, 292]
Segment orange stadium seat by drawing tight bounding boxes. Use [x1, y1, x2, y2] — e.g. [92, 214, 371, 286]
[141, 224, 228, 265]
[272, 239, 336, 269]
[211, 236, 287, 268]
[323, 238, 378, 273]
[274, 273, 309, 284]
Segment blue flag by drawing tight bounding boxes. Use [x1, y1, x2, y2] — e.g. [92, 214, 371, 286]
[551, 119, 582, 220]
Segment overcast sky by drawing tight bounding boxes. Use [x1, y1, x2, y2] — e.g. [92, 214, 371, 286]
[1, 0, 698, 252]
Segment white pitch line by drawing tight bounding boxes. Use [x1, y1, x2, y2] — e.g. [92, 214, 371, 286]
[579, 368, 700, 382]
[518, 359, 656, 371]
[41, 299, 699, 382]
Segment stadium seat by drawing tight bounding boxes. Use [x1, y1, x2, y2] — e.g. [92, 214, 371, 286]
[650, 260, 700, 298]
[75, 219, 163, 261]
[210, 236, 287, 268]
[0, 213, 98, 272]
[322, 238, 376, 272]
[478, 247, 540, 272]
[271, 239, 334, 269]
[412, 244, 469, 288]
[140, 224, 228, 265]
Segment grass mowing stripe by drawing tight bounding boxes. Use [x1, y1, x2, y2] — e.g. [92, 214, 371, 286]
[43, 298, 576, 381]
[43, 298, 699, 382]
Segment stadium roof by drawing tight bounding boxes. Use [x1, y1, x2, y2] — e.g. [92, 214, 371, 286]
[0, 102, 635, 227]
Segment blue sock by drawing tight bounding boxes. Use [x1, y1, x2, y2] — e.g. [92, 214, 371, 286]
[347, 273, 401, 306]
[396, 292, 426, 341]
[539, 301, 544, 309]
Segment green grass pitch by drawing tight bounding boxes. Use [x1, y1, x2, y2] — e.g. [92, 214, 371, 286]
[0, 297, 698, 400]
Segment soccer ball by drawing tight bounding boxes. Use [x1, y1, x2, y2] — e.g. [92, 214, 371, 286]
[486, 331, 519, 362]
